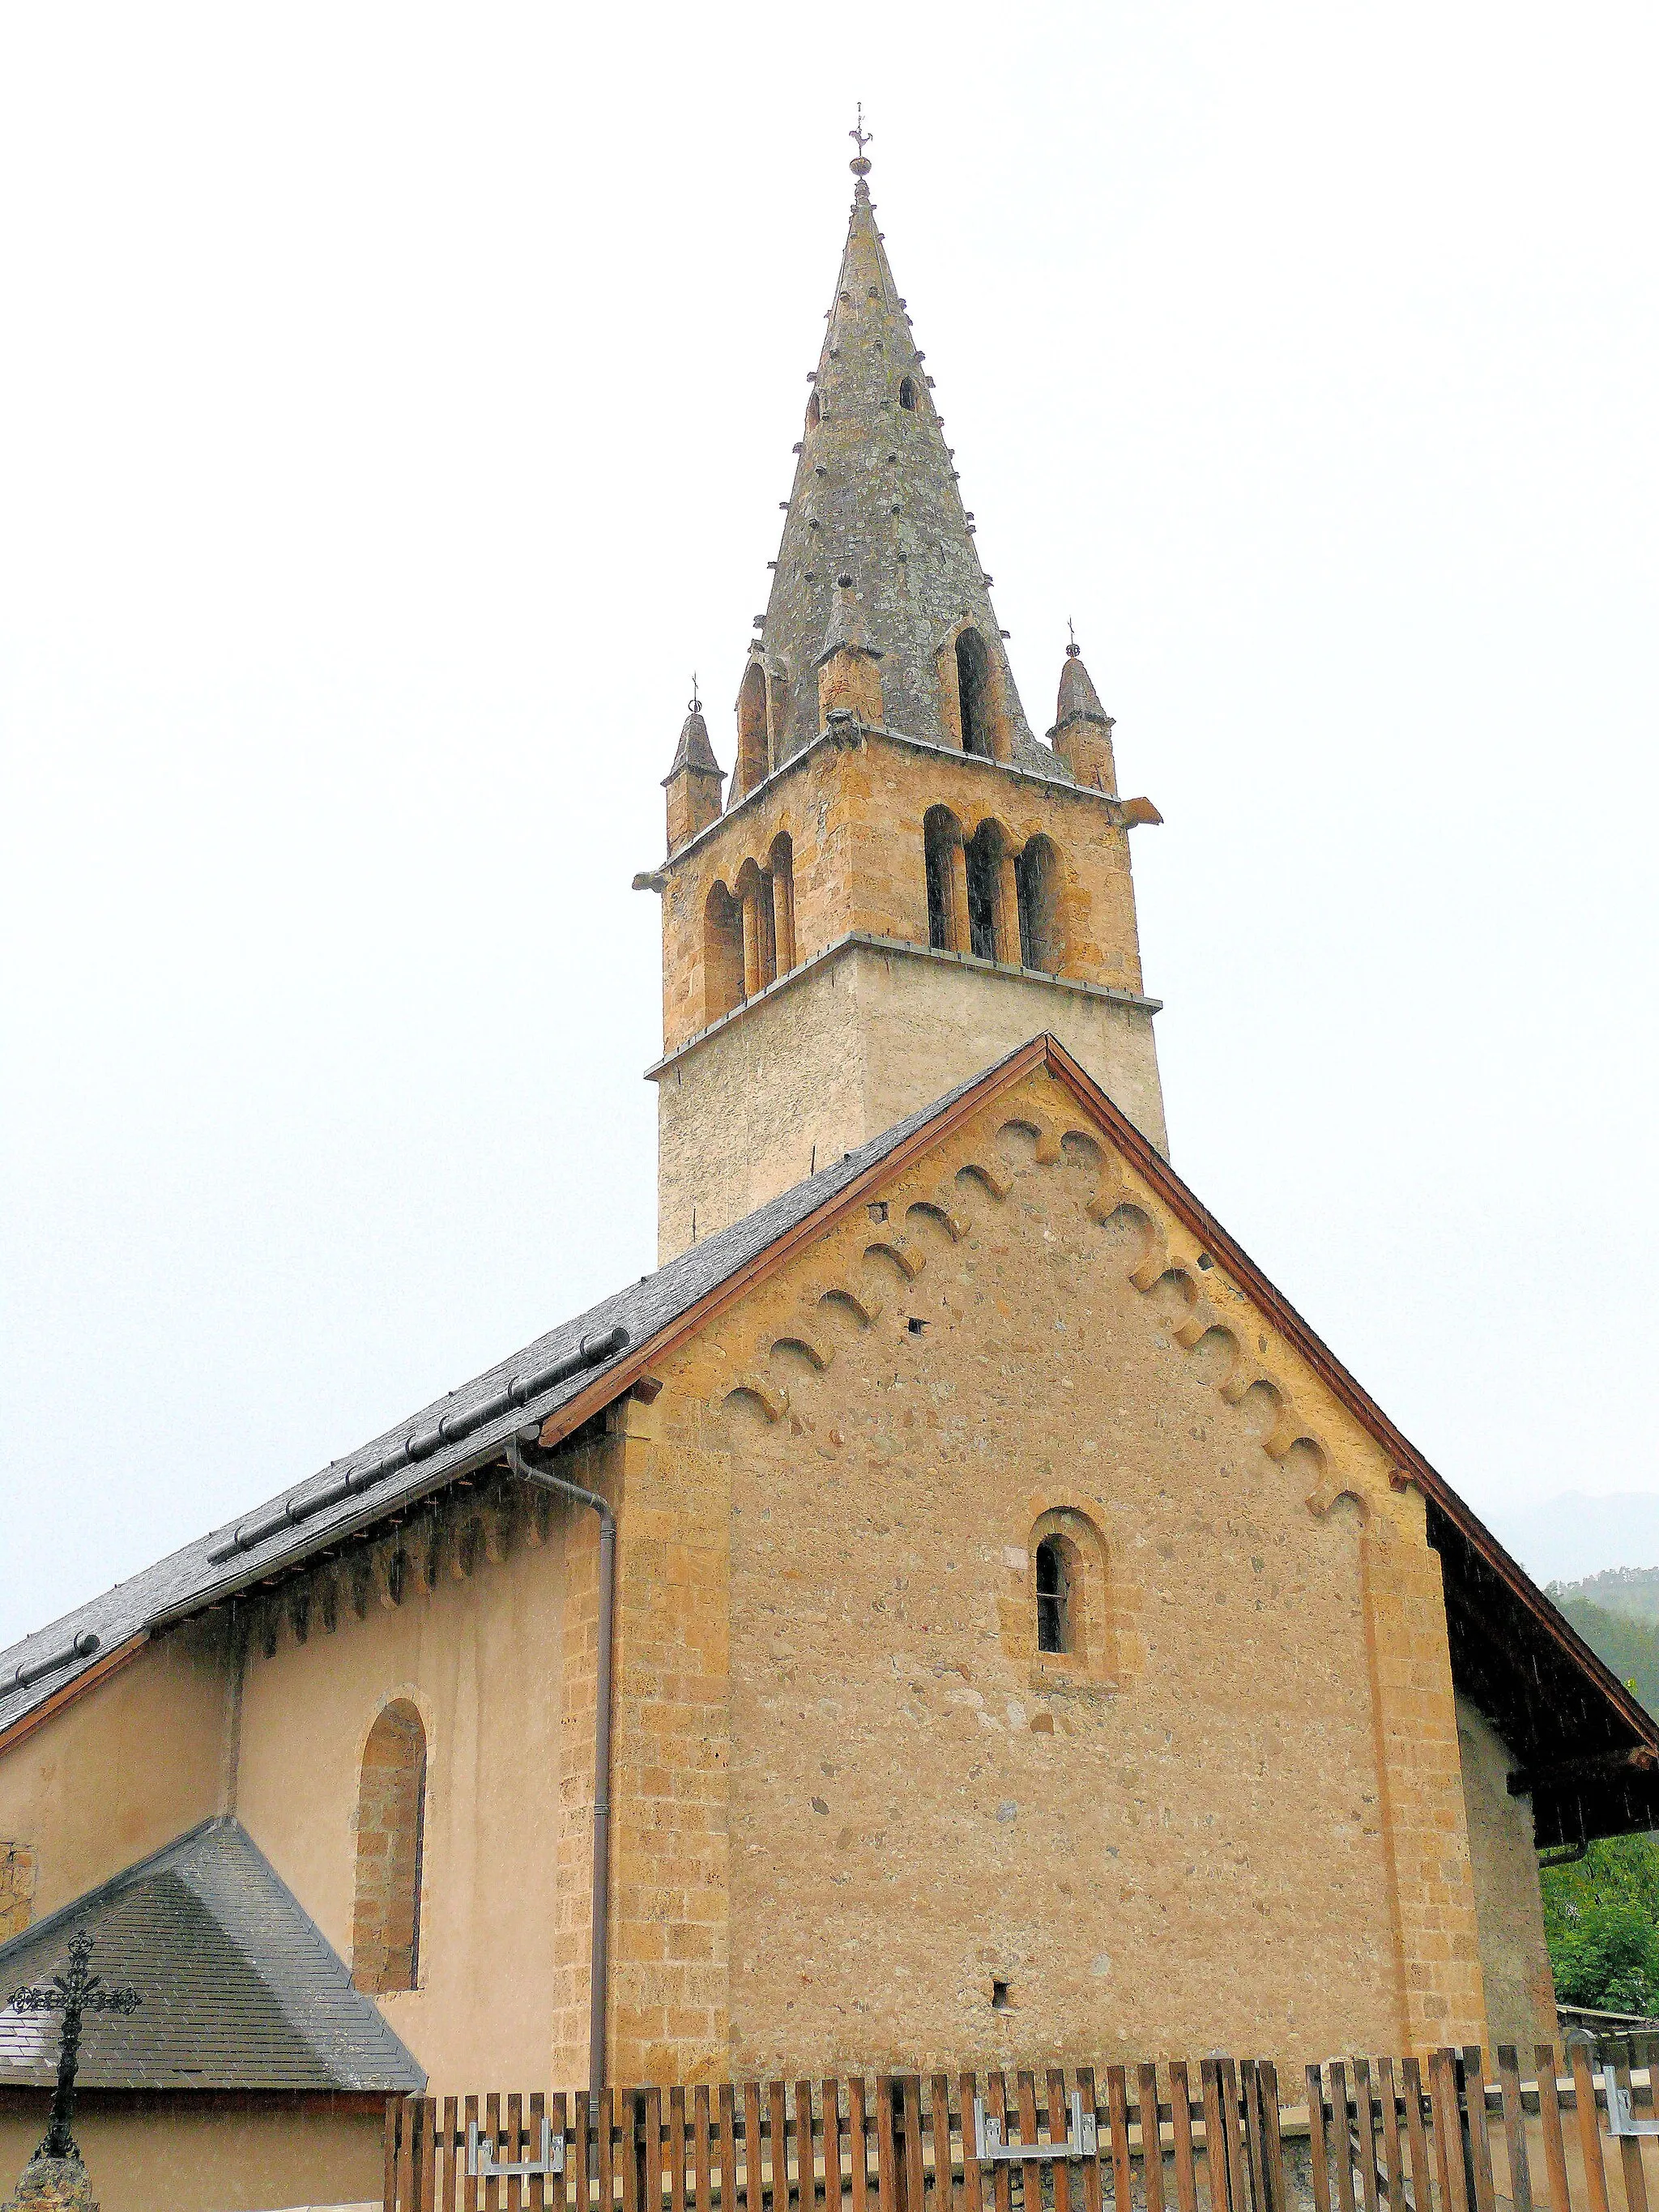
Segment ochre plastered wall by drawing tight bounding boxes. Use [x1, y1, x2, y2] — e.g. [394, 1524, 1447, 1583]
[0, 1623, 228, 1925]
[1455, 1692, 1557, 2052]
[0, 2093, 382, 2212]
[232, 1473, 585, 2095]
[620, 1065, 1489, 2080]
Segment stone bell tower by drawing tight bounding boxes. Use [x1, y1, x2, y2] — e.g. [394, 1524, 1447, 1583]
[638, 142, 1168, 1261]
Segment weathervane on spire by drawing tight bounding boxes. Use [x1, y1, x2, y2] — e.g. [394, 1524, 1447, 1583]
[689, 674, 702, 715]
[1067, 620, 1081, 658]
[849, 103, 872, 177]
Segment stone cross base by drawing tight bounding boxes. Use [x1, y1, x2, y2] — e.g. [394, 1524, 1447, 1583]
[2, 2153, 98, 2212]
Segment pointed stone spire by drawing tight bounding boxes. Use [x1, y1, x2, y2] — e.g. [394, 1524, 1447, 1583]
[662, 684, 725, 854]
[748, 133, 1054, 770]
[1048, 634, 1118, 795]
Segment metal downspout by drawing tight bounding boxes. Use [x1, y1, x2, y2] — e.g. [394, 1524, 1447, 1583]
[508, 1435, 616, 2108]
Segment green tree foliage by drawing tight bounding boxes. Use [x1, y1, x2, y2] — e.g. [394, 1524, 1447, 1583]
[1539, 1583, 1659, 2011]
[1550, 1595, 1659, 1719]
[1553, 1570, 1659, 1630]
[1543, 1834, 1659, 2013]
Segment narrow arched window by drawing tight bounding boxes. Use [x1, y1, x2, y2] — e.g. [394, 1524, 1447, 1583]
[966, 820, 1014, 962]
[923, 805, 966, 953]
[352, 1700, 426, 1995]
[898, 377, 917, 411]
[807, 391, 821, 429]
[735, 661, 770, 800]
[955, 629, 992, 758]
[703, 882, 745, 1023]
[1016, 835, 1064, 974]
[1035, 1539, 1069, 1654]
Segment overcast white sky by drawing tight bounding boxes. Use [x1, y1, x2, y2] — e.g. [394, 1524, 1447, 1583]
[2, 2, 1655, 1645]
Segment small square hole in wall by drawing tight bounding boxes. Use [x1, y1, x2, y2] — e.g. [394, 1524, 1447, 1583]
[868, 1201, 889, 1223]
[1197, 1253, 1214, 1271]
[992, 1980, 1012, 2012]
[907, 1316, 927, 1335]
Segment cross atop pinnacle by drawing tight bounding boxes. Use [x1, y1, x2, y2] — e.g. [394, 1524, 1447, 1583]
[849, 103, 872, 177]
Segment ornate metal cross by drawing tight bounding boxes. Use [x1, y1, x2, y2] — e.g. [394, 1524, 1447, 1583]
[9, 1929, 141, 2163]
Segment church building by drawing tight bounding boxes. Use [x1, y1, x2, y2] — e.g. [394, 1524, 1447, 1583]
[1, 143, 1653, 2210]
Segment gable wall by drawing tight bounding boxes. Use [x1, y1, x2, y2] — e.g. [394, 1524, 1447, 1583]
[0, 1622, 228, 1927]
[621, 1067, 1489, 2080]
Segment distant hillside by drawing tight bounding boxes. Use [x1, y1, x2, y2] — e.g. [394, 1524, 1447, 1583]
[1553, 1566, 1659, 1626]
[1550, 1594, 1659, 1719]
[1486, 1494, 1659, 1585]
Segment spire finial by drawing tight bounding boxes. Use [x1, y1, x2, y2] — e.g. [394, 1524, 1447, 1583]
[1066, 619, 1080, 658]
[849, 103, 872, 177]
[689, 673, 701, 715]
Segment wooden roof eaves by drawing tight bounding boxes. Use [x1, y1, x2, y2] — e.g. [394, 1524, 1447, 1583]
[0, 1631, 151, 1761]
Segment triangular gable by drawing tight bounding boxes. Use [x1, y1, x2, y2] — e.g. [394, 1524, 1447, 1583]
[3, 1034, 1649, 1848]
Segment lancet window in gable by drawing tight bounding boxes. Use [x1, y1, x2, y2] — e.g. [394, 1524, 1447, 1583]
[1035, 1536, 1071, 1653]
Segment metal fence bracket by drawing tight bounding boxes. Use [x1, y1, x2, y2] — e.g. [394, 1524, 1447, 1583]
[974, 2091, 1097, 2163]
[467, 2114, 566, 2179]
[1605, 2069, 1659, 2139]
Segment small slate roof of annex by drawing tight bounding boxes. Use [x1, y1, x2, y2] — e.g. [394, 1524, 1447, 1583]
[0, 1053, 1001, 1739]
[0, 1818, 424, 2094]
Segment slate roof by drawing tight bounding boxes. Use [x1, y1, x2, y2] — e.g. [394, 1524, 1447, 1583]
[2, 1031, 1656, 1848]
[0, 1818, 424, 2093]
[0, 1056, 996, 1738]
[757, 168, 1060, 778]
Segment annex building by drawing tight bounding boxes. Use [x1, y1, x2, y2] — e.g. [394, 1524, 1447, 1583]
[1, 146, 1653, 2212]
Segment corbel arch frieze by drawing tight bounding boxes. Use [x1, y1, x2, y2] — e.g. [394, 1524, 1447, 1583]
[698, 1103, 1388, 1533]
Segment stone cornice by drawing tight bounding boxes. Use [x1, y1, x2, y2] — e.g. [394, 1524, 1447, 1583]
[645, 930, 1162, 1080]
[646, 720, 1122, 879]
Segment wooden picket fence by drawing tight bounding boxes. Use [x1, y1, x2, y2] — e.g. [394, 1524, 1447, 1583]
[382, 2044, 1659, 2212]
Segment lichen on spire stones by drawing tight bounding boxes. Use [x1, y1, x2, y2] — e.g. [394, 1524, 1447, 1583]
[740, 144, 1051, 779]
